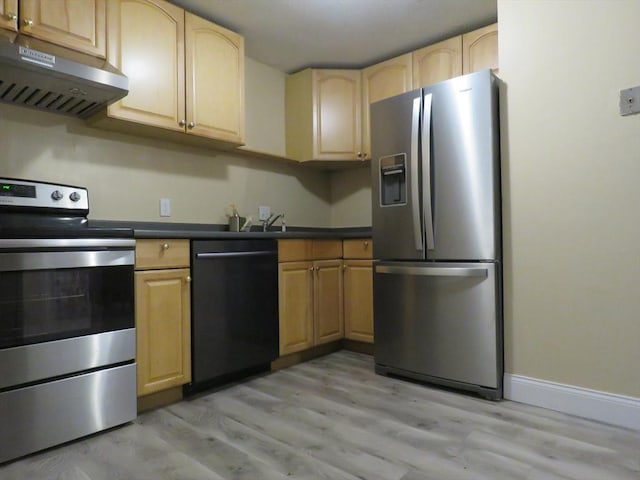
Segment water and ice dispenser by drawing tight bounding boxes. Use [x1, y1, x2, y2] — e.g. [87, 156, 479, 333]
[379, 153, 407, 206]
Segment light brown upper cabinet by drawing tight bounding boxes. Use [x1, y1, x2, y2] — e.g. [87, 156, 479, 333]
[185, 13, 244, 144]
[14, 0, 106, 57]
[412, 36, 462, 88]
[98, 0, 244, 146]
[286, 68, 362, 162]
[0, 1, 18, 31]
[361, 53, 413, 160]
[462, 23, 498, 75]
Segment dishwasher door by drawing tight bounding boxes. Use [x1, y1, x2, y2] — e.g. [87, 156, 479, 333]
[189, 239, 278, 391]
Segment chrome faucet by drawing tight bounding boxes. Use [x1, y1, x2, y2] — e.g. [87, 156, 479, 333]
[262, 213, 283, 232]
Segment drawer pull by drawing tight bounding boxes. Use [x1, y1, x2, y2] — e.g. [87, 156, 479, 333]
[162, 243, 170, 250]
[186, 276, 192, 283]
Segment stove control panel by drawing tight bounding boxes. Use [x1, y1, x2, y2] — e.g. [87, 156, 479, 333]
[0, 178, 89, 211]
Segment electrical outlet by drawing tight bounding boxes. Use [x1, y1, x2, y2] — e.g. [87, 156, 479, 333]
[620, 85, 640, 116]
[160, 198, 171, 217]
[258, 205, 271, 221]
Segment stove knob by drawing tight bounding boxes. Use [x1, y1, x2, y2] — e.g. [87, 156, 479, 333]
[69, 191, 81, 202]
[51, 190, 63, 201]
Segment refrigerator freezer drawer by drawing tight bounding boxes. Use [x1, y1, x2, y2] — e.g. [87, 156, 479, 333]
[374, 261, 502, 392]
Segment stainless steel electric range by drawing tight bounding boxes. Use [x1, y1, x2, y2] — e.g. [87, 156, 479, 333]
[0, 177, 136, 464]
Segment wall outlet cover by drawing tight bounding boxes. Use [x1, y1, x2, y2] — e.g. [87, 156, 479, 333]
[160, 198, 171, 217]
[620, 85, 640, 116]
[258, 205, 271, 220]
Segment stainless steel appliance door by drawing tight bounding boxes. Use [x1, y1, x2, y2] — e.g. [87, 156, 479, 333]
[374, 261, 501, 389]
[0, 363, 136, 464]
[424, 69, 501, 261]
[370, 88, 425, 261]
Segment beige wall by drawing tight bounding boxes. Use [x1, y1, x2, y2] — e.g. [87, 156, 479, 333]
[243, 57, 286, 156]
[329, 167, 372, 227]
[499, 0, 640, 397]
[0, 59, 331, 227]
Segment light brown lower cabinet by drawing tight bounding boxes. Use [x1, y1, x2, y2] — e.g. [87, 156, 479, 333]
[278, 261, 314, 354]
[343, 239, 374, 343]
[278, 239, 344, 356]
[314, 259, 344, 345]
[135, 268, 191, 396]
[134, 239, 191, 397]
[343, 259, 374, 343]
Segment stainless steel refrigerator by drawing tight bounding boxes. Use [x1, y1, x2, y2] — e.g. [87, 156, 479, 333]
[371, 69, 502, 400]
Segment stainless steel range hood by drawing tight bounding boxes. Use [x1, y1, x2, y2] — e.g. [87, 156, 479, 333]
[0, 32, 128, 119]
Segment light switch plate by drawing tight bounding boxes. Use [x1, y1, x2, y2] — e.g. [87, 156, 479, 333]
[619, 86, 640, 116]
[160, 198, 171, 217]
[258, 205, 271, 221]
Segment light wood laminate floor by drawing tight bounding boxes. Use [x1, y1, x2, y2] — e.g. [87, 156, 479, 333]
[1, 351, 639, 479]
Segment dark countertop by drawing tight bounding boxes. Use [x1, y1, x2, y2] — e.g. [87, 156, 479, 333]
[89, 220, 371, 240]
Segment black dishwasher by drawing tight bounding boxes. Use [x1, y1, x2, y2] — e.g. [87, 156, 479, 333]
[185, 239, 279, 395]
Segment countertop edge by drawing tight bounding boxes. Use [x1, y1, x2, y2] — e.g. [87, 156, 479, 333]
[89, 220, 371, 240]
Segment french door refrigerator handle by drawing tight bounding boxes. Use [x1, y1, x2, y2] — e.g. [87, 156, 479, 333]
[376, 265, 488, 278]
[422, 93, 435, 251]
[411, 96, 423, 252]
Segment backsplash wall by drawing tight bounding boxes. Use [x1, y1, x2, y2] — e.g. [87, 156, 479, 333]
[0, 102, 332, 227]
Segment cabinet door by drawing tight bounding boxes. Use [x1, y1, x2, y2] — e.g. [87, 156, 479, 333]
[314, 259, 344, 345]
[20, 0, 106, 57]
[106, 0, 185, 131]
[279, 261, 314, 355]
[0, 0, 18, 31]
[462, 23, 498, 75]
[313, 69, 362, 161]
[344, 260, 373, 343]
[135, 268, 191, 396]
[413, 36, 462, 88]
[362, 53, 412, 160]
[185, 12, 244, 144]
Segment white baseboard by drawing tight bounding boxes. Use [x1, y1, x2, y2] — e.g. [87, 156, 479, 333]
[504, 374, 640, 431]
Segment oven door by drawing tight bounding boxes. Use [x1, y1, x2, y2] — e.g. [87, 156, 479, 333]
[0, 239, 135, 389]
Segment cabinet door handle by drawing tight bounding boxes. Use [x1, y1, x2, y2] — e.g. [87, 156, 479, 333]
[178, 119, 186, 127]
[186, 275, 192, 283]
[23, 18, 33, 26]
[6, 12, 17, 20]
[188, 121, 195, 129]
[309, 267, 314, 272]
[364, 241, 369, 247]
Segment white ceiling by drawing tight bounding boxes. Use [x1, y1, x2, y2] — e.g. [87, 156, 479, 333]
[169, 0, 497, 73]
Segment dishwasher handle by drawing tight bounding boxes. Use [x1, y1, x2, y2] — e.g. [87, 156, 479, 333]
[196, 250, 277, 259]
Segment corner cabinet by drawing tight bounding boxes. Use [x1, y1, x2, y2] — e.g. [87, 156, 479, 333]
[286, 69, 362, 162]
[135, 239, 191, 397]
[462, 23, 498, 75]
[412, 36, 462, 88]
[361, 53, 413, 160]
[18, 0, 106, 57]
[343, 239, 374, 343]
[93, 0, 244, 147]
[278, 239, 344, 355]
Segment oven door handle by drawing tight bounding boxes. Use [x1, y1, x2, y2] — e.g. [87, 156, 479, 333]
[0, 250, 134, 271]
[0, 239, 135, 249]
